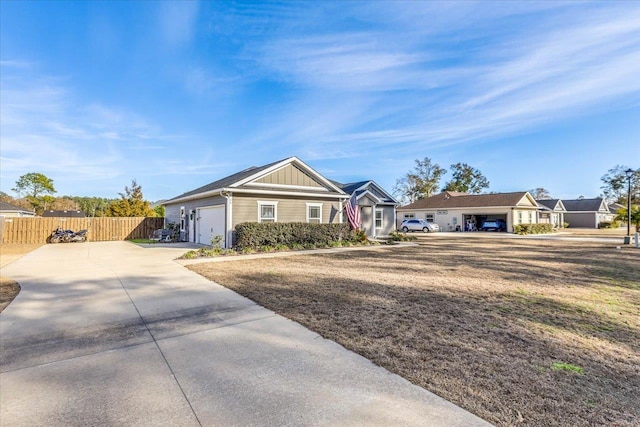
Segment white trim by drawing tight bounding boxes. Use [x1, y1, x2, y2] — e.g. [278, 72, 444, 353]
[257, 201, 278, 223]
[167, 187, 348, 204]
[245, 182, 329, 192]
[227, 188, 348, 199]
[375, 208, 383, 229]
[356, 190, 382, 204]
[352, 180, 399, 204]
[306, 202, 323, 223]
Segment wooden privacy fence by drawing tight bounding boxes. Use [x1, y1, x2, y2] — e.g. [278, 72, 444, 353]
[1, 217, 165, 244]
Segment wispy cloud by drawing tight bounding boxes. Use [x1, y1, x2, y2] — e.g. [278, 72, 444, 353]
[157, 0, 200, 46]
[239, 2, 640, 163]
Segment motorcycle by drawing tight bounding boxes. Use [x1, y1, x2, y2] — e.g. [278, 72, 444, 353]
[48, 227, 88, 243]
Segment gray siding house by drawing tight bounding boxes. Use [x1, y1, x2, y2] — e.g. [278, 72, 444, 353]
[536, 199, 566, 228]
[335, 181, 398, 238]
[164, 157, 398, 247]
[563, 198, 613, 228]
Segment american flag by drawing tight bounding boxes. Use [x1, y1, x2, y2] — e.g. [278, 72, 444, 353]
[345, 192, 361, 229]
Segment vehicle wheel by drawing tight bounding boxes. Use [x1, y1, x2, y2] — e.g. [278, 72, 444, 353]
[402, 226, 409, 232]
[423, 227, 430, 233]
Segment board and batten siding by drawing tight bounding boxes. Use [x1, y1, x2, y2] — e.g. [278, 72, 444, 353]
[231, 194, 340, 227]
[378, 205, 395, 236]
[253, 164, 324, 188]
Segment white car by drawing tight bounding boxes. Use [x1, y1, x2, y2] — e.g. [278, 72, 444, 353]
[400, 219, 440, 233]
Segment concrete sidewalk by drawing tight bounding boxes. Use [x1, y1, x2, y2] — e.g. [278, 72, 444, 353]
[1, 241, 490, 426]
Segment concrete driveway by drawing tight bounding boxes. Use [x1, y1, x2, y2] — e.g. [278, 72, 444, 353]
[0, 242, 490, 426]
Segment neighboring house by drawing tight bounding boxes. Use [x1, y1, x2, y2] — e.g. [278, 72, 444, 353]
[42, 210, 86, 218]
[164, 157, 349, 248]
[608, 202, 625, 216]
[536, 199, 567, 228]
[0, 201, 36, 217]
[334, 180, 398, 238]
[563, 198, 613, 228]
[397, 191, 539, 233]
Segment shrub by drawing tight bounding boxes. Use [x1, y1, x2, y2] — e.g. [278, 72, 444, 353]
[563, 222, 570, 228]
[513, 223, 554, 235]
[234, 222, 357, 250]
[389, 232, 417, 242]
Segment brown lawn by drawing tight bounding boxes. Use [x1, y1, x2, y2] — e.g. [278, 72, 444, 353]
[189, 236, 640, 427]
[0, 243, 42, 312]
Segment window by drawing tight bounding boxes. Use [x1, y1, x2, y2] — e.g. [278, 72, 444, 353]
[403, 213, 415, 219]
[306, 203, 322, 223]
[375, 209, 383, 228]
[529, 211, 533, 223]
[425, 213, 435, 223]
[180, 206, 185, 232]
[517, 211, 522, 224]
[258, 201, 278, 222]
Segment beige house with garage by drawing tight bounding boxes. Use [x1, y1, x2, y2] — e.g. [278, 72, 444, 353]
[397, 191, 539, 233]
[164, 157, 398, 248]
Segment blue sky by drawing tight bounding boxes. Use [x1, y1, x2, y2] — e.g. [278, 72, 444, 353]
[1, 1, 639, 202]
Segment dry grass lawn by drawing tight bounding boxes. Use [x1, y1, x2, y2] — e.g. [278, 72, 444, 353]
[0, 243, 42, 312]
[189, 236, 639, 426]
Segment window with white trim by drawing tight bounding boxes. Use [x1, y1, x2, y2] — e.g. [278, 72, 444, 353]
[375, 208, 383, 229]
[529, 211, 533, 223]
[425, 213, 435, 223]
[403, 213, 415, 219]
[517, 211, 522, 224]
[306, 203, 322, 223]
[258, 201, 278, 222]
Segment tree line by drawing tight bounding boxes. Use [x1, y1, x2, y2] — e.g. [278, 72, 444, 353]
[1, 172, 164, 217]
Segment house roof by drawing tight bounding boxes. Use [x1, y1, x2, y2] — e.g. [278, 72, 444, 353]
[333, 180, 398, 204]
[536, 199, 566, 212]
[562, 198, 608, 212]
[166, 157, 347, 204]
[42, 210, 86, 218]
[399, 191, 535, 210]
[608, 202, 625, 214]
[0, 201, 33, 213]
[169, 158, 287, 201]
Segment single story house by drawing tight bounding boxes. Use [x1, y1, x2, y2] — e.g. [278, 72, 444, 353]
[0, 201, 35, 217]
[536, 199, 567, 228]
[164, 157, 398, 247]
[562, 198, 613, 228]
[42, 210, 86, 218]
[334, 180, 398, 238]
[397, 191, 539, 233]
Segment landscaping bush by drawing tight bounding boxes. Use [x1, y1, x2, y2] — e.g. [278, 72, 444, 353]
[234, 222, 357, 250]
[389, 232, 417, 242]
[513, 223, 554, 235]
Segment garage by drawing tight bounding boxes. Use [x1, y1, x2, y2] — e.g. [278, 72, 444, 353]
[462, 213, 508, 232]
[197, 206, 226, 246]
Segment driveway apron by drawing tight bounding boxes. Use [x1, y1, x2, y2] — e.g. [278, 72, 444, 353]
[1, 242, 490, 426]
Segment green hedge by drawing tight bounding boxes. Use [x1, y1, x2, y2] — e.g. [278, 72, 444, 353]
[235, 222, 357, 250]
[513, 223, 554, 235]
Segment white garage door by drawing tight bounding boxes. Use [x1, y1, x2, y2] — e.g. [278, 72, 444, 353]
[197, 206, 226, 246]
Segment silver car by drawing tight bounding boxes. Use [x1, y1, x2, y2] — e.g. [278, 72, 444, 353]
[400, 219, 440, 233]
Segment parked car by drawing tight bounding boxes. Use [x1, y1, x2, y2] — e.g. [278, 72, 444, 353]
[400, 219, 440, 233]
[481, 219, 507, 232]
